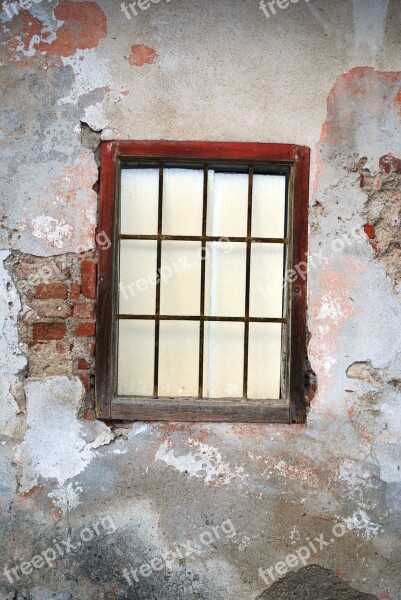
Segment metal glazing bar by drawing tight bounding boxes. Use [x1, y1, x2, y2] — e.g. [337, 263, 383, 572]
[243, 168, 253, 398]
[153, 165, 163, 398]
[120, 234, 288, 244]
[199, 166, 208, 397]
[118, 315, 287, 323]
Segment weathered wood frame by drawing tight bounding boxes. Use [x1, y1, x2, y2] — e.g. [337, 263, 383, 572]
[96, 141, 310, 423]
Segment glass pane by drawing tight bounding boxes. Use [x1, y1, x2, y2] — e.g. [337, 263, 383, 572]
[205, 242, 246, 317]
[121, 168, 159, 235]
[204, 322, 244, 398]
[250, 244, 285, 318]
[160, 242, 201, 315]
[119, 240, 157, 315]
[248, 323, 282, 399]
[117, 320, 155, 395]
[207, 172, 248, 237]
[162, 168, 204, 235]
[252, 175, 286, 238]
[158, 321, 199, 397]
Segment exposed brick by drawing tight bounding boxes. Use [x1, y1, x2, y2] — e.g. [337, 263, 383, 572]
[35, 283, 68, 300]
[56, 342, 67, 355]
[90, 341, 96, 356]
[80, 373, 91, 392]
[363, 224, 376, 240]
[379, 154, 401, 174]
[81, 261, 96, 299]
[83, 408, 95, 420]
[34, 301, 71, 318]
[33, 322, 66, 342]
[73, 302, 95, 319]
[76, 322, 96, 337]
[304, 383, 317, 405]
[78, 358, 91, 370]
[70, 283, 81, 300]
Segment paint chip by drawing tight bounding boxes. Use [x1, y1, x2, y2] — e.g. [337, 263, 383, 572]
[128, 44, 157, 67]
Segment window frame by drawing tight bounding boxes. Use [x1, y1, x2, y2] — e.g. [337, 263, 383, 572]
[96, 141, 310, 424]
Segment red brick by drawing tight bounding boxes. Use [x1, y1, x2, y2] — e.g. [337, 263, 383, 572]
[379, 154, 401, 174]
[70, 283, 81, 300]
[56, 342, 67, 355]
[73, 302, 95, 319]
[80, 373, 91, 392]
[35, 301, 71, 318]
[76, 322, 96, 337]
[90, 341, 96, 356]
[78, 358, 91, 370]
[35, 283, 67, 300]
[363, 224, 376, 240]
[83, 408, 95, 420]
[32, 322, 66, 342]
[81, 261, 96, 299]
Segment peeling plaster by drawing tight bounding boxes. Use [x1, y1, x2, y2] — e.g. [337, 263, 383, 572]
[16, 377, 114, 494]
[0, 251, 26, 438]
[343, 509, 382, 539]
[347, 361, 382, 388]
[155, 440, 246, 485]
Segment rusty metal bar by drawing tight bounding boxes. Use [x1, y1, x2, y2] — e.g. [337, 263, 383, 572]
[198, 165, 208, 398]
[243, 168, 253, 398]
[118, 315, 287, 323]
[120, 234, 287, 244]
[153, 164, 163, 398]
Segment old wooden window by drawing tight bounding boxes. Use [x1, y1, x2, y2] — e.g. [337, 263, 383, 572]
[96, 141, 309, 423]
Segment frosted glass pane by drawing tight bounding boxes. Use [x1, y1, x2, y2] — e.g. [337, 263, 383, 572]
[159, 321, 199, 397]
[160, 242, 201, 315]
[250, 244, 285, 318]
[117, 320, 154, 395]
[162, 168, 203, 235]
[207, 172, 248, 237]
[252, 175, 286, 238]
[204, 322, 243, 398]
[119, 240, 157, 315]
[121, 169, 159, 235]
[205, 242, 246, 317]
[248, 323, 282, 399]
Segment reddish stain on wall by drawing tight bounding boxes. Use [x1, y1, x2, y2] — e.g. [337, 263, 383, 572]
[1, 0, 107, 64]
[1, 14, 50, 67]
[128, 44, 157, 67]
[42, 0, 107, 56]
[315, 68, 401, 188]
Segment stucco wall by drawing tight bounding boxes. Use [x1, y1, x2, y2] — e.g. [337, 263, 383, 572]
[1, 1, 401, 598]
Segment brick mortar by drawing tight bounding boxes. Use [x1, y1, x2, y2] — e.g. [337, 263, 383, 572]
[5, 250, 98, 418]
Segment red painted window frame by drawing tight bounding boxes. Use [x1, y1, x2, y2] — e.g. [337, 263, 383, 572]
[96, 141, 310, 423]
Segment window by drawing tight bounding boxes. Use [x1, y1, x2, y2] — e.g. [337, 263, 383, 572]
[96, 141, 309, 423]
